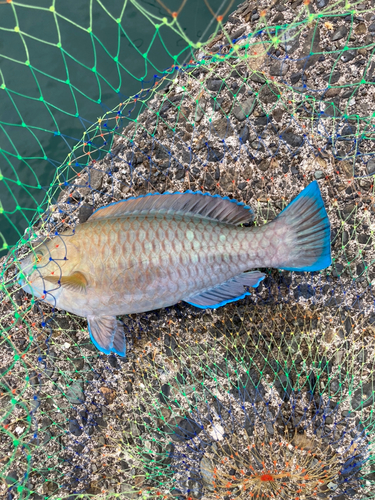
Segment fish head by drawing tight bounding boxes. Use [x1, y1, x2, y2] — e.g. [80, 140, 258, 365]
[17, 233, 80, 305]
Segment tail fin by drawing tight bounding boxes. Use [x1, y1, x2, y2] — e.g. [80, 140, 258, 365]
[271, 180, 331, 272]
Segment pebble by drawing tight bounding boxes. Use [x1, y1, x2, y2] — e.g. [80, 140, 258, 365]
[331, 262, 344, 278]
[315, 170, 324, 179]
[162, 443, 174, 465]
[231, 27, 246, 41]
[100, 386, 117, 404]
[366, 159, 375, 175]
[211, 117, 232, 139]
[250, 139, 265, 152]
[368, 22, 375, 33]
[297, 27, 321, 69]
[232, 370, 265, 403]
[290, 72, 301, 85]
[319, 357, 332, 375]
[269, 61, 289, 76]
[175, 166, 186, 180]
[164, 333, 177, 356]
[5, 470, 19, 485]
[259, 84, 279, 103]
[250, 73, 266, 84]
[316, 0, 329, 7]
[357, 262, 366, 276]
[279, 27, 299, 53]
[323, 71, 341, 84]
[165, 417, 202, 441]
[200, 456, 215, 491]
[206, 79, 222, 92]
[273, 12, 284, 23]
[254, 115, 268, 126]
[214, 165, 220, 180]
[78, 204, 94, 223]
[331, 26, 348, 41]
[358, 234, 369, 244]
[294, 283, 315, 299]
[207, 148, 224, 162]
[79, 409, 88, 426]
[108, 354, 120, 369]
[29, 370, 39, 387]
[307, 371, 317, 394]
[343, 315, 352, 335]
[355, 22, 367, 35]
[265, 421, 274, 435]
[66, 380, 85, 405]
[125, 381, 133, 394]
[195, 99, 206, 122]
[211, 97, 224, 112]
[340, 124, 355, 138]
[351, 382, 375, 410]
[341, 410, 352, 418]
[159, 383, 170, 404]
[341, 50, 356, 63]
[357, 349, 367, 364]
[93, 415, 107, 431]
[72, 357, 84, 371]
[88, 168, 104, 191]
[280, 132, 304, 148]
[69, 418, 83, 437]
[275, 374, 293, 401]
[239, 125, 249, 143]
[232, 96, 256, 121]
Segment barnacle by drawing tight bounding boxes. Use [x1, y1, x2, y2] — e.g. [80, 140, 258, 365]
[201, 427, 347, 499]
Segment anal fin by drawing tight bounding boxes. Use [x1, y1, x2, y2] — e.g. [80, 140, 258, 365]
[184, 271, 265, 309]
[87, 316, 126, 357]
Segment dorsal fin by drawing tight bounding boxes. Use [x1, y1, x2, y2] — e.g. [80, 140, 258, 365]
[88, 191, 254, 226]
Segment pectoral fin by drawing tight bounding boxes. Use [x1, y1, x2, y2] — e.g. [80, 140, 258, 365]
[44, 271, 88, 292]
[87, 316, 126, 357]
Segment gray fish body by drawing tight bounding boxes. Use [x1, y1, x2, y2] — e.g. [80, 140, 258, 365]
[19, 182, 331, 356]
[62, 214, 277, 317]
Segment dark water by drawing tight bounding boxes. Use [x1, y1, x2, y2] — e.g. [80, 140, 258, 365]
[0, 0, 241, 252]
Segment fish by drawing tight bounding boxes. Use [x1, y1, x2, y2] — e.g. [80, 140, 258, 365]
[18, 180, 331, 357]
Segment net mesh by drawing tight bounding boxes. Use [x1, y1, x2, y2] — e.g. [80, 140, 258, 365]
[1, 0, 375, 498]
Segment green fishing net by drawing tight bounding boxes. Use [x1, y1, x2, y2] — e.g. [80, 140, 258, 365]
[1, 0, 375, 498]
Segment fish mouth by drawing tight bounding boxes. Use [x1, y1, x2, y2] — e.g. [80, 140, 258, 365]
[14, 237, 54, 298]
[15, 254, 42, 297]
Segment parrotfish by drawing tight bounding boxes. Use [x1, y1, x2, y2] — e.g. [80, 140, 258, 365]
[18, 180, 331, 357]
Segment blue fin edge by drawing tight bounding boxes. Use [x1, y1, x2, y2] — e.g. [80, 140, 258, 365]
[112, 343, 126, 357]
[185, 291, 251, 310]
[88, 322, 111, 355]
[184, 274, 265, 310]
[91, 190, 253, 218]
[88, 321, 126, 357]
[278, 180, 332, 273]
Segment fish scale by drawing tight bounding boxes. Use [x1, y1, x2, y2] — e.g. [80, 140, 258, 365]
[67, 214, 254, 313]
[19, 183, 331, 356]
